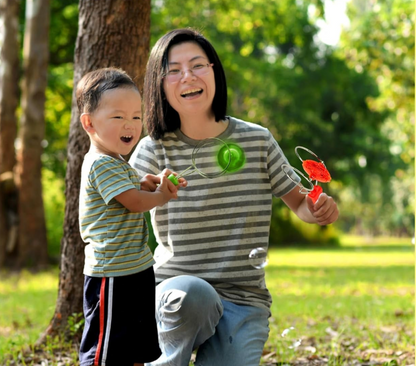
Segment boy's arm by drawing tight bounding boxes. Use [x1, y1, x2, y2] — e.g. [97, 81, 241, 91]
[115, 175, 177, 212]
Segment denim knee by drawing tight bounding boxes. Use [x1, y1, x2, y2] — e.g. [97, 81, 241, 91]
[156, 276, 223, 343]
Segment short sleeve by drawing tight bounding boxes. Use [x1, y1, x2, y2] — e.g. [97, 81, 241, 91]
[89, 156, 137, 205]
[267, 133, 301, 197]
[129, 137, 161, 177]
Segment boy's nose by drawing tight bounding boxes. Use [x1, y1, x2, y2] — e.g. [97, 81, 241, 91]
[124, 122, 134, 130]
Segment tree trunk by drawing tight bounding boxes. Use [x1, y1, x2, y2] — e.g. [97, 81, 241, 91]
[15, 0, 50, 269]
[0, 0, 20, 268]
[38, 0, 151, 343]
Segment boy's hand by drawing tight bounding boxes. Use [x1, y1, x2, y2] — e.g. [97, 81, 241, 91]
[306, 193, 339, 226]
[155, 175, 179, 205]
[140, 174, 161, 192]
[140, 169, 187, 192]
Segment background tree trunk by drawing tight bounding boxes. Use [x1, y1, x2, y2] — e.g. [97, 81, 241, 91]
[0, 0, 20, 268]
[15, 0, 50, 269]
[38, 0, 151, 342]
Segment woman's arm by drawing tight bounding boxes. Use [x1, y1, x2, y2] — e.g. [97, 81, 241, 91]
[281, 187, 339, 226]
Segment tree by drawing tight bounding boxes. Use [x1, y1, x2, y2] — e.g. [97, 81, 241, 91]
[0, 0, 19, 174]
[39, 0, 151, 342]
[337, 0, 415, 235]
[150, 0, 402, 239]
[0, 0, 20, 267]
[14, 0, 50, 268]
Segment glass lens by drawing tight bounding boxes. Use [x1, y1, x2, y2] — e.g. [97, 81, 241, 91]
[165, 64, 210, 82]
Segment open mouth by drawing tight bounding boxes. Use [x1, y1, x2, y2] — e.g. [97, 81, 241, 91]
[181, 88, 203, 98]
[120, 135, 133, 143]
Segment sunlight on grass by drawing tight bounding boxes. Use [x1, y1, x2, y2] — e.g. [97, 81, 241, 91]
[0, 269, 58, 293]
[340, 235, 413, 246]
[0, 269, 59, 358]
[264, 237, 415, 364]
[269, 245, 414, 267]
[0, 236, 414, 365]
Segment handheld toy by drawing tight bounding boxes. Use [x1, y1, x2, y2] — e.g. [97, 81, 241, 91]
[282, 146, 331, 203]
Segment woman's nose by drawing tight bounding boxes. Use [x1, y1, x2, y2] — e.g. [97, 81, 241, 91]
[180, 69, 196, 82]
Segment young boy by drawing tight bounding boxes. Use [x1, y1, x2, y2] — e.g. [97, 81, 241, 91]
[76, 67, 181, 366]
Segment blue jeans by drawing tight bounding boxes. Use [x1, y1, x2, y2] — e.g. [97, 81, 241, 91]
[145, 275, 270, 366]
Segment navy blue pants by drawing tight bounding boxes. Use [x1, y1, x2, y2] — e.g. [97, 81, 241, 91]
[79, 267, 161, 366]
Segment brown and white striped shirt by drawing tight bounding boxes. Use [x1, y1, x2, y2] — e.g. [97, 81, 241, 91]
[129, 116, 299, 310]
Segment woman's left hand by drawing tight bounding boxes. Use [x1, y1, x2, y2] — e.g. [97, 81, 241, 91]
[306, 193, 339, 226]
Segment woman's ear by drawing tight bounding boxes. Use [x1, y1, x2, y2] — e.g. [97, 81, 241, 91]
[80, 113, 94, 133]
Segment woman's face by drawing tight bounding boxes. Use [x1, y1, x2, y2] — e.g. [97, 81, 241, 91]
[163, 41, 216, 119]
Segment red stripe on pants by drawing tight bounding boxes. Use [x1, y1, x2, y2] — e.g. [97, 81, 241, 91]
[94, 278, 106, 365]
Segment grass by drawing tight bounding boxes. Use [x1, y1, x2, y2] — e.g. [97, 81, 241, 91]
[264, 236, 414, 365]
[0, 236, 414, 365]
[0, 269, 59, 354]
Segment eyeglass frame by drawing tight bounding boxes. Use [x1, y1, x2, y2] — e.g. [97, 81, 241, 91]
[162, 63, 214, 82]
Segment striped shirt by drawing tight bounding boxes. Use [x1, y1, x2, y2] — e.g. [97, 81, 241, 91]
[79, 153, 155, 277]
[129, 117, 299, 310]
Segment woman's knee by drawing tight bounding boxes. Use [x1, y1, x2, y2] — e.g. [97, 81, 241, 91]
[156, 276, 223, 325]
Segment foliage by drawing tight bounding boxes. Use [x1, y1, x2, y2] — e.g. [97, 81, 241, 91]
[148, 0, 413, 237]
[150, 0, 379, 168]
[43, 64, 74, 179]
[270, 199, 340, 246]
[0, 237, 413, 365]
[42, 169, 65, 260]
[337, 0, 415, 236]
[42, 1, 79, 179]
[48, 1, 79, 66]
[29, 0, 415, 246]
[67, 312, 84, 340]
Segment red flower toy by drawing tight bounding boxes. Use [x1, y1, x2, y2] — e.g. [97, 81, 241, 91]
[282, 146, 331, 204]
[302, 160, 331, 183]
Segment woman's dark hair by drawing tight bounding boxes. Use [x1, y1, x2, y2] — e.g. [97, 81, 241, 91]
[76, 67, 139, 114]
[144, 28, 227, 140]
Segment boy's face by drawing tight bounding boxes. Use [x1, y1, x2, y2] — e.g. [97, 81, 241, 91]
[81, 87, 142, 158]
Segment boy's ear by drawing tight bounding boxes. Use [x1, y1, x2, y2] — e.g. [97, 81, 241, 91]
[80, 113, 94, 133]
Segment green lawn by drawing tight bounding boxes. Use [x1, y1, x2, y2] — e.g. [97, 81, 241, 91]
[264, 237, 414, 365]
[0, 269, 60, 360]
[0, 236, 414, 365]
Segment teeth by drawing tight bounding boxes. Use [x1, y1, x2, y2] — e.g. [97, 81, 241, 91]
[122, 135, 132, 138]
[181, 88, 202, 96]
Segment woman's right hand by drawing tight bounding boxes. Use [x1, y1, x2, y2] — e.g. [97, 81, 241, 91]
[160, 168, 188, 191]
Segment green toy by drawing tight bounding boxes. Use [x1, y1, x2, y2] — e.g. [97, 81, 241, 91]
[168, 138, 245, 185]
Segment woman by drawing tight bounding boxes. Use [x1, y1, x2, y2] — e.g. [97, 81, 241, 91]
[130, 28, 339, 366]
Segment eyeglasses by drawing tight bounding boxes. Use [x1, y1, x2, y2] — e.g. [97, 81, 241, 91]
[163, 63, 214, 82]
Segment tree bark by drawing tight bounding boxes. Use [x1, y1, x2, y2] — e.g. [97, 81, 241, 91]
[0, 0, 20, 174]
[15, 0, 50, 269]
[38, 0, 151, 342]
[0, 0, 20, 268]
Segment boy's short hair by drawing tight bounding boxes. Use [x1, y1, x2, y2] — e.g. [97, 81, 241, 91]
[76, 67, 139, 114]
